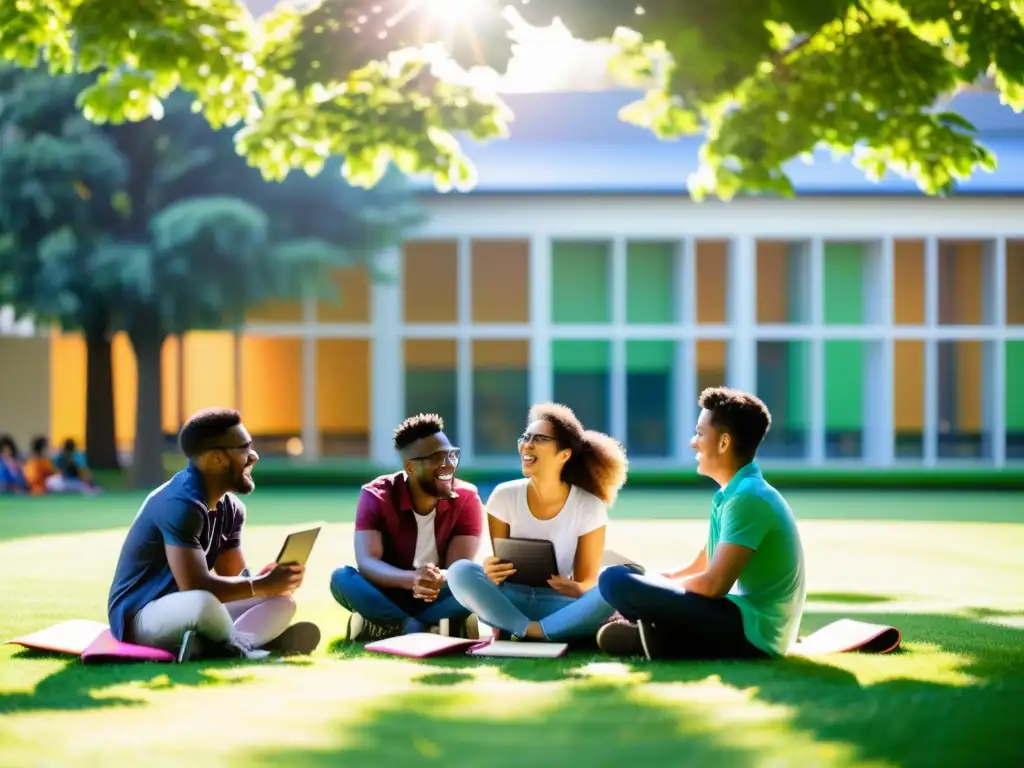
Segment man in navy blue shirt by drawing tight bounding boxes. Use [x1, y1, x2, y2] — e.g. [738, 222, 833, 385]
[107, 408, 320, 661]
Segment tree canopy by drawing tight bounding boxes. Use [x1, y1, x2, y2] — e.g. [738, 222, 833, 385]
[0, 64, 422, 486]
[3, 0, 1024, 199]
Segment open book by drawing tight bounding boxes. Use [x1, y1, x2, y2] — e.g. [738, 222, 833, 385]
[790, 619, 902, 656]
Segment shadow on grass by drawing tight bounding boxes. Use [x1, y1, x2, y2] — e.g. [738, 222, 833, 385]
[0, 649, 274, 714]
[806, 592, 896, 604]
[242, 680, 763, 767]
[265, 611, 1024, 768]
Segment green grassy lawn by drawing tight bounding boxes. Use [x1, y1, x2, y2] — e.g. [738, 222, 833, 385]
[1, 488, 1022, 767]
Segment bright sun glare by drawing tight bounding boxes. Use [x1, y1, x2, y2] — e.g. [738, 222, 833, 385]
[422, 0, 485, 24]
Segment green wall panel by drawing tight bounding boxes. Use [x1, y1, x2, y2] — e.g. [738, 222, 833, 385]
[823, 243, 866, 431]
[1007, 342, 1024, 429]
[551, 242, 610, 323]
[626, 242, 676, 324]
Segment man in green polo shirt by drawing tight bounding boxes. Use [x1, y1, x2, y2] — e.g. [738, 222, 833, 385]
[596, 386, 806, 660]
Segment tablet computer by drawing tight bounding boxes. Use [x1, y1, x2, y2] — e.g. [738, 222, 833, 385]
[275, 526, 322, 566]
[493, 537, 558, 588]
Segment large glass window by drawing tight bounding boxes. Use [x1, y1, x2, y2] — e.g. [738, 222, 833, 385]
[696, 240, 728, 324]
[316, 265, 370, 323]
[756, 240, 810, 324]
[240, 336, 303, 456]
[404, 339, 459, 445]
[473, 340, 530, 456]
[317, 339, 370, 457]
[756, 341, 810, 459]
[551, 241, 610, 323]
[626, 341, 674, 457]
[1007, 341, 1024, 460]
[403, 241, 457, 323]
[937, 340, 991, 459]
[626, 242, 676, 324]
[894, 340, 925, 459]
[552, 340, 610, 434]
[472, 240, 529, 323]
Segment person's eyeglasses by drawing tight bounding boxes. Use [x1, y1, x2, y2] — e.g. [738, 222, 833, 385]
[517, 433, 556, 446]
[409, 448, 461, 466]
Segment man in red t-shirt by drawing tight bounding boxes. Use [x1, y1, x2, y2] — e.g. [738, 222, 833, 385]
[330, 414, 484, 642]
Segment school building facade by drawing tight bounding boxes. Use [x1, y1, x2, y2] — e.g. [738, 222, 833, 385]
[1, 90, 1023, 471]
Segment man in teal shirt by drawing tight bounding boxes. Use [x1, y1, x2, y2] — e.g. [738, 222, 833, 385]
[597, 386, 806, 660]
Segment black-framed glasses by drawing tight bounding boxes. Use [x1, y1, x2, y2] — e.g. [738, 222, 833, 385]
[518, 433, 556, 446]
[409, 448, 461, 466]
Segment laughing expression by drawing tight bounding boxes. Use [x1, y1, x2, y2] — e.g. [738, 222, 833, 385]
[405, 433, 460, 499]
[518, 419, 564, 477]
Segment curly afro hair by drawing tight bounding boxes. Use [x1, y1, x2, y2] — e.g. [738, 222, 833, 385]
[393, 413, 445, 452]
[527, 402, 628, 505]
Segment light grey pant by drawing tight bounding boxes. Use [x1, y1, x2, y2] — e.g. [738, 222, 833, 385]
[129, 590, 296, 651]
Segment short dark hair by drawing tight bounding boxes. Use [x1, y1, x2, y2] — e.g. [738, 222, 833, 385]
[30, 436, 48, 455]
[179, 408, 243, 458]
[393, 413, 444, 452]
[698, 387, 772, 463]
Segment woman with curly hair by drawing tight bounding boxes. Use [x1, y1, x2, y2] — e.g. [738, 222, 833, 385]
[447, 403, 628, 643]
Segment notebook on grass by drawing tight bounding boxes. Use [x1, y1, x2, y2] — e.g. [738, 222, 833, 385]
[364, 632, 478, 659]
[466, 640, 568, 658]
[790, 619, 902, 656]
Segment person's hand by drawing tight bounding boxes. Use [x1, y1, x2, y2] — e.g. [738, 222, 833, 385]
[258, 563, 305, 595]
[483, 555, 516, 586]
[412, 564, 443, 601]
[258, 562, 276, 576]
[547, 575, 582, 598]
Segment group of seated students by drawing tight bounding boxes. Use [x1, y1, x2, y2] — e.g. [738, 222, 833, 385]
[105, 385, 806, 664]
[0, 435, 100, 495]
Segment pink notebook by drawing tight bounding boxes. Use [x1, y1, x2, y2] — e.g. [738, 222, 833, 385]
[7, 619, 109, 655]
[8, 619, 175, 664]
[81, 630, 176, 664]
[790, 619, 902, 656]
[364, 632, 479, 658]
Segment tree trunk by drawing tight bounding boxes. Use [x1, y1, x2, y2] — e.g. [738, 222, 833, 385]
[83, 322, 120, 470]
[128, 321, 167, 490]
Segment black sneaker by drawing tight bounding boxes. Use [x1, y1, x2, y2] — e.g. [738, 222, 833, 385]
[596, 620, 645, 658]
[637, 619, 667, 661]
[347, 613, 401, 643]
[440, 615, 480, 640]
[264, 622, 321, 656]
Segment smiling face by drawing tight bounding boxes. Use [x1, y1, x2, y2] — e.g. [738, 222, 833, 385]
[690, 408, 729, 479]
[518, 419, 571, 479]
[204, 424, 259, 495]
[403, 431, 460, 499]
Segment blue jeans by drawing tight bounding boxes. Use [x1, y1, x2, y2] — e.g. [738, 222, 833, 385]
[446, 560, 616, 641]
[329, 566, 470, 625]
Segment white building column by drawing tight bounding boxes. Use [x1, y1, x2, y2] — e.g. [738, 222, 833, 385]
[529, 234, 553, 405]
[923, 236, 940, 466]
[456, 236, 474, 459]
[370, 246, 404, 466]
[985, 238, 1007, 466]
[863, 238, 895, 466]
[610, 235, 628, 445]
[300, 296, 319, 460]
[727, 235, 757, 393]
[673, 237, 697, 460]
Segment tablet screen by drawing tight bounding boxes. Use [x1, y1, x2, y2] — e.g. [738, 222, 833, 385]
[275, 527, 322, 566]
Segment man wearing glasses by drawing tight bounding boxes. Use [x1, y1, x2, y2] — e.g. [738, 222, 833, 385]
[107, 408, 320, 662]
[329, 413, 484, 642]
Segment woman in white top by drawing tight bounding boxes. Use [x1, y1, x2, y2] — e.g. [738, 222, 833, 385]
[447, 402, 628, 643]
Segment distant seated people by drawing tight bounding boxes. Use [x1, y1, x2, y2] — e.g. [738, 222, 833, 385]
[446, 403, 627, 644]
[0, 435, 27, 494]
[23, 436, 58, 495]
[107, 408, 320, 662]
[330, 414, 484, 642]
[52, 438, 101, 494]
[596, 387, 807, 661]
